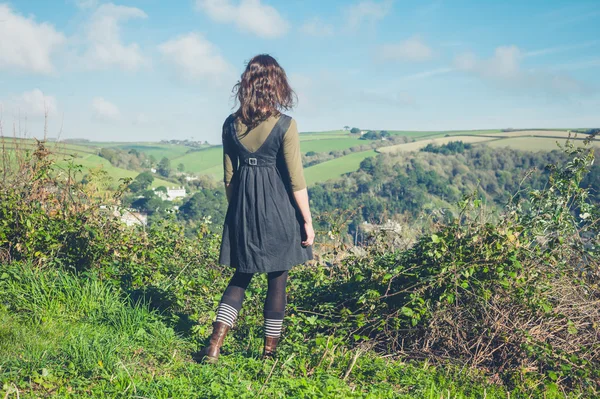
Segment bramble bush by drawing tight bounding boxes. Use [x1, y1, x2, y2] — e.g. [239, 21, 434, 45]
[288, 137, 600, 392]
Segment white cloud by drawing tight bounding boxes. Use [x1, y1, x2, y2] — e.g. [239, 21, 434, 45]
[74, 0, 99, 9]
[524, 40, 599, 58]
[378, 36, 434, 62]
[396, 67, 454, 82]
[82, 3, 149, 71]
[16, 89, 58, 117]
[358, 90, 416, 107]
[92, 97, 120, 120]
[455, 46, 522, 80]
[158, 33, 235, 84]
[195, 0, 289, 39]
[300, 17, 334, 37]
[551, 58, 600, 71]
[345, 0, 393, 30]
[0, 4, 66, 75]
[454, 45, 593, 96]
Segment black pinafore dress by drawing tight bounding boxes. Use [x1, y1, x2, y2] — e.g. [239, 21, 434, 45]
[219, 114, 313, 274]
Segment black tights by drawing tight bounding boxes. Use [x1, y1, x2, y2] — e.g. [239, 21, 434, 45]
[220, 271, 288, 320]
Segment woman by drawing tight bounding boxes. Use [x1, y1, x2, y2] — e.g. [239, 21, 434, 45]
[200, 54, 315, 362]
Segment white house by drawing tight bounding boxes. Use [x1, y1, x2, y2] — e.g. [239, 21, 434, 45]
[166, 186, 187, 201]
[120, 210, 148, 227]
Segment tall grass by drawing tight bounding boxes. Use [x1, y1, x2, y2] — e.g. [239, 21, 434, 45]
[1, 262, 531, 398]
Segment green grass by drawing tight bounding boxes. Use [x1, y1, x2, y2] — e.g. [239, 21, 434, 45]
[54, 153, 173, 188]
[113, 144, 193, 160]
[172, 147, 223, 175]
[300, 129, 348, 136]
[0, 262, 571, 399]
[300, 138, 365, 154]
[201, 164, 225, 180]
[304, 150, 378, 186]
[387, 129, 503, 139]
[76, 141, 198, 161]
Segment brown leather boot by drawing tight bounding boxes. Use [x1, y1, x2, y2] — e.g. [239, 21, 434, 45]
[262, 336, 279, 359]
[199, 322, 230, 363]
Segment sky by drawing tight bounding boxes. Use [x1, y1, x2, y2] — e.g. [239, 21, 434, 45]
[0, 0, 599, 143]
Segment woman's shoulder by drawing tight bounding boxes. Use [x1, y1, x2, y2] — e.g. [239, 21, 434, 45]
[223, 113, 237, 127]
[277, 114, 297, 133]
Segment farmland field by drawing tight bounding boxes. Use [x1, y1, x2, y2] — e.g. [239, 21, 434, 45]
[299, 138, 364, 153]
[54, 153, 173, 188]
[486, 136, 600, 152]
[378, 135, 498, 154]
[85, 142, 195, 160]
[304, 150, 378, 186]
[3, 128, 596, 186]
[387, 129, 502, 138]
[173, 147, 223, 173]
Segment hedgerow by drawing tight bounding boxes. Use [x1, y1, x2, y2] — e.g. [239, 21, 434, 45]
[1, 134, 598, 397]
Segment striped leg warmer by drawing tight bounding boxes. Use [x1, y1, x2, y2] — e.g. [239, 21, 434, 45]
[264, 318, 284, 338]
[215, 303, 238, 328]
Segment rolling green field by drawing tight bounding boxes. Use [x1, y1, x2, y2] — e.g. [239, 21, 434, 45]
[304, 150, 378, 186]
[387, 129, 502, 138]
[300, 137, 364, 153]
[85, 142, 195, 160]
[54, 153, 173, 188]
[173, 147, 223, 174]
[4, 129, 596, 188]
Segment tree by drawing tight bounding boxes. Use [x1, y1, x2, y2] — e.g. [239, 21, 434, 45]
[360, 131, 380, 140]
[350, 127, 361, 134]
[98, 148, 117, 164]
[343, 126, 350, 131]
[129, 171, 154, 193]
[157, 157, 171, 178]
[177, 163, 185, 172]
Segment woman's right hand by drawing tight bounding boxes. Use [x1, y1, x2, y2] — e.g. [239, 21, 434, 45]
[302, 222, 315, 247]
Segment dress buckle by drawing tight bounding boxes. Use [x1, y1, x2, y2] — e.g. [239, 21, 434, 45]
[248, 158, 258, 166]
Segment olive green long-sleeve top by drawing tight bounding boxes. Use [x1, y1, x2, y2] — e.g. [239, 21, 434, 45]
[223, 114, 307, 192]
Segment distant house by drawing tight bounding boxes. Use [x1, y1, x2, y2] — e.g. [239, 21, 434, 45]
[120, 209, 148, 227]
[150, 168, 157, 173]
[154, 187, 186, 201]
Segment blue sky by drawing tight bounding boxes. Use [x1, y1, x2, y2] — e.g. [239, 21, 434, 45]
[1, 0, 599, 142]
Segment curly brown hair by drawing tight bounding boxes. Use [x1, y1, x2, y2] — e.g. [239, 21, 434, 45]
[232, 54, 296, 128]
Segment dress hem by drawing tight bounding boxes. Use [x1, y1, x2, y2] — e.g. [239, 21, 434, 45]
[219, 252, 313, 274]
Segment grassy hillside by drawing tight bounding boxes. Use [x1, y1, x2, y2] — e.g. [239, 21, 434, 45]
[300, 138, 365, 153]
[54, 153, 173, 188]
[173, 147, 223, 174]
[7, 128, 593, 187]
[304, 150, 378, 186]
[0, 262, 516, 399]
[387, 129, 502, 138]
[85, 142, 195, 160]
[486, 136, 600, 151]
[378, 135, 497, 154]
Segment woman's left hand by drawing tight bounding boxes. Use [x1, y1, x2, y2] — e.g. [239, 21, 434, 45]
[302, 222, 315, 247]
